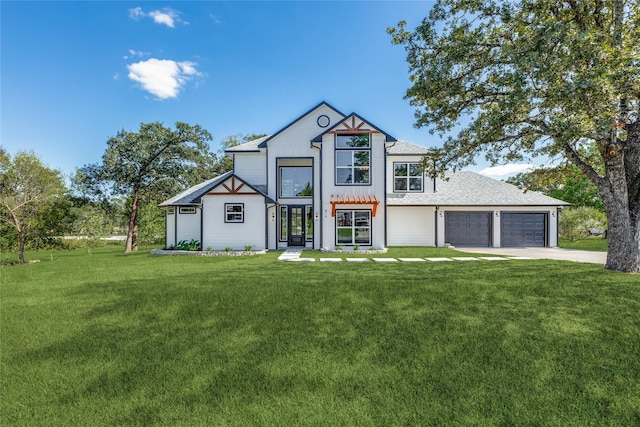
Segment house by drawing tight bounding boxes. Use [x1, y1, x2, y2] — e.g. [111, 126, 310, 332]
[159, 102, 569, 251]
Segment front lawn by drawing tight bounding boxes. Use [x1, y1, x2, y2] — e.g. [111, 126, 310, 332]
[559, 236, 608, 252]
[2, 247, 639, 425]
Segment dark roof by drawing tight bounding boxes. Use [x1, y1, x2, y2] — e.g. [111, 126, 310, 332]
[310, 112, 397, 143]
[158, 172, 274, 206]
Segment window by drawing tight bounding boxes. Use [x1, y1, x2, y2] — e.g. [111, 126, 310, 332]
[305, 206, 313, 242]
[167, 207, 175, 215]
[279, 206, 287, 241]
[179, 207, 196, 214]
[225, 204, 244, 223]
[336, 210, 371, 245]
[336, 134, 370, 185]
[279, 167, 313, 198]
[394, 162, 423, 192]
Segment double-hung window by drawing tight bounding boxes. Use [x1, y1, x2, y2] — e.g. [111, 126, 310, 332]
[394, 162, 423, 192]
[336, 210, 371, 245]
[335, 134, 370, 185]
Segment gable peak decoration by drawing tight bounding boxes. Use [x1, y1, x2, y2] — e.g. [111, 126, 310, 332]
[330, 115, 378, 135]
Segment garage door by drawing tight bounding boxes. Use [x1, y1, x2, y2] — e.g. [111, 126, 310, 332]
[445, 212, 491, 247]
[501, 213, 546, 247]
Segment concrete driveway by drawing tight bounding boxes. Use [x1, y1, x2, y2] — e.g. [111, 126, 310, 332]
[459, 247, 607, 265]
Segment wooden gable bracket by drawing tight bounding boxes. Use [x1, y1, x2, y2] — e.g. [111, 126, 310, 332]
[209, 176, 253, 195]
[330, 194, 380, 217]
[329, 116, 381, 135]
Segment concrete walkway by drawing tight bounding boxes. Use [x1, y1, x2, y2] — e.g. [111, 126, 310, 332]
[459, 247, 606, 265]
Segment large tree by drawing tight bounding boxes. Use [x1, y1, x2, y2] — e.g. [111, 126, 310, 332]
[0, 149, 67, 263]
[389, 0, 640, 272]
[74, 122, 213, 253]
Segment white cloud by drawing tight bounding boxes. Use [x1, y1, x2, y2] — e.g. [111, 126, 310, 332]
[128, 7, 186, 28]
[127, 58, 200, 99]
[479, 164, 538, 177]
[128, 7, 144, 20]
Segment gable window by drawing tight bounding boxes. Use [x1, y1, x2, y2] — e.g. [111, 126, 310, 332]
[179, 207, 196, 214]
[279, 167, 313, 198]
[167, 207, 175, 215]
[394, 162, 423, 192]
[336, 134, 370, 185]
[225, 203, 244, 223]
[336, 210, 371, 245]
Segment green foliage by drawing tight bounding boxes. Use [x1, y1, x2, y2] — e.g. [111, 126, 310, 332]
[559, 207, 608, 242]
[174, 239, 200, 251]
[224, 246, 233, 252]
[389, 0, 640, 272]
[507, 164, 604, 212]
[137, 201, 165, 247]
[244, 245, 253, 252]
[73, 122, 214, 252]
[2, 247, 640, 425]
[0, 149, 68, 262]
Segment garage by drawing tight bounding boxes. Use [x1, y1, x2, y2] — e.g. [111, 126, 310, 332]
[501, 212, 547, 247]
[445, 212, 491, 247]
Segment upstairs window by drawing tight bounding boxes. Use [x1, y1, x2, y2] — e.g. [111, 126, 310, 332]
[394, 162, 423, 192]
[335, 134, 370, 185]
[279, 167, 313, 198]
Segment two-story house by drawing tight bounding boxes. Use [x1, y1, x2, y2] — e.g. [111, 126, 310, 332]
[159, 102, 569, 251]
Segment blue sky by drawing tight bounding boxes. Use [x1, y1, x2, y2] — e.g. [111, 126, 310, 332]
[1, 1, 534, 179]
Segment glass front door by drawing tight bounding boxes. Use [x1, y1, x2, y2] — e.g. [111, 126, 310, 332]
[288, 206, 304, 246]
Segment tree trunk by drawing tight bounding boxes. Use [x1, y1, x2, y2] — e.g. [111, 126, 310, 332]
[600, 148, 640, 273]
[125, 190, 139, 253]
[18, 230, 25, 264]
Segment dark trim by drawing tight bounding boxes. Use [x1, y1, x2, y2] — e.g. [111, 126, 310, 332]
[259, 101, 346, 148]
[179, 206, 197, 214]
[434, 207, 439, 247]
[334, 135, 372, 186]
[174, 209, 177, 248]
[224, 203, 245, 223]
[276, 157, 314, 200]
[305, 205, 314, 242]
[287, 205, 306, 246]
[311, 112, 397, 143]
[319, 143, 323, 249]
[392, 161, 425, 193]
[384, 150, 388, 248]
[278, 205, 288, 242]
[334, 209, 373, 246]
[200, 205, 204, 250]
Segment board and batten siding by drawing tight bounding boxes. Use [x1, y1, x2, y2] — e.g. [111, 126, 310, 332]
[175, 208, 201, 244]
[166, 210, 176, 248]
[201, 194, 266, 251]
[233, 152, 266, 187]
[387, 206, 435, 246]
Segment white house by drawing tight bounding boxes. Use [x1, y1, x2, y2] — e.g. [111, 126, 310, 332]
[159, 102, 569, 251]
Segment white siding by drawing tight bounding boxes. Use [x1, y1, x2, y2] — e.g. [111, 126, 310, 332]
[387, 206, 435, 246]
[201, 194, 266, 251]
[175, 208, 201, 244]
[234, 152, 266, 186]
[166, 210, 176, 248]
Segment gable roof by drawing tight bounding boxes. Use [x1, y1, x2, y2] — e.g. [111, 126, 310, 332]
[387, 171, 570, 207]
[225, 135, 269, 153]
[158, 172, 274, 207]
[257, 101, 346, 148]
[311, 112, 397, 143]
[386, 139, 430, 155]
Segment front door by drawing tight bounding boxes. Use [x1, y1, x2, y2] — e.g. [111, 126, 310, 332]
[288, 206, 304, 246]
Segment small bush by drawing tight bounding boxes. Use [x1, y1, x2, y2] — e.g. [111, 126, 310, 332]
[353, 244, 360, 250]
[559, 207, 607, 242]
[175, 239, 200, 251]
[335, 244, 343, 250]
[224, 246, 233, 252]
[244, 245, 253, 252]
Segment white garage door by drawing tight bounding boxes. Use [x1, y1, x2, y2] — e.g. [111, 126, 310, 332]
[387, 207, 434, 246]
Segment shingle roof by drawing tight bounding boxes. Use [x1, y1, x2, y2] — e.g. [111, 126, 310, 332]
[225, 135, 269, 152]
[386, 140, 430, 155]
[387, 171, 570, 206]
[158, 172, 233, 207]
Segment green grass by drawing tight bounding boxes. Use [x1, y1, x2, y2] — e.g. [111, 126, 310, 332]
[2, 247, 639, 426]
[559, 236, 608, 252]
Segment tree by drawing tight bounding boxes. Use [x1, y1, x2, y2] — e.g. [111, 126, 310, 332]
[216, 133, 267, 174]
[74, 122, 214, 253]
[0, 149, 67, 264]
[389, 0, 640, 272]
[507, 164, 605, 212]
